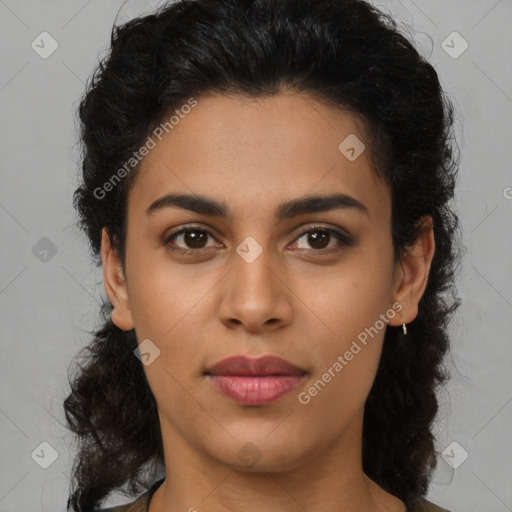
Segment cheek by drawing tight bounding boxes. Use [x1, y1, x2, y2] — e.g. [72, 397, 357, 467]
[298, 265, 392, 401]
[304, 267, 390, 345]
[127, 267, 212, 379]
[138, 329, 206, 427]
[126, 253, 206, 340]
[299, 284, 387, 421]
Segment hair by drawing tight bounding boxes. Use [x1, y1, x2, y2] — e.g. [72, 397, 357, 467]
[63, 0, 462, 510]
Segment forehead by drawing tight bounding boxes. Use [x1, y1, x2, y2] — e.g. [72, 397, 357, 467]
[127, 91, 389, 224]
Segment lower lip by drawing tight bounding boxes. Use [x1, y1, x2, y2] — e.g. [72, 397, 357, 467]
[207, 375, 305, 405]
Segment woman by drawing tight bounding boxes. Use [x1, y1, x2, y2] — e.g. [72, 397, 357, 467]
[63, 0, 461, 511]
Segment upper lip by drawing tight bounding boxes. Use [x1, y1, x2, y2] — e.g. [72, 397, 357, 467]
[205, 355, 307, 376]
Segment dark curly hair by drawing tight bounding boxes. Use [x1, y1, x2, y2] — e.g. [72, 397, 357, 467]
[63, 0, 462, 510]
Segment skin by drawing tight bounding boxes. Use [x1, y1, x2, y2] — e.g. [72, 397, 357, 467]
[101, 91, 435, 512]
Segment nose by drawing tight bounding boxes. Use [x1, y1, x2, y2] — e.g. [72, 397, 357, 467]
[218, 244, 293, 334]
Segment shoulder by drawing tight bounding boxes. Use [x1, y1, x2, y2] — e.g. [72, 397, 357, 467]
[98, 492, 149, 512]
[417, 497, 452, 512]
[96, 477, 163, 512]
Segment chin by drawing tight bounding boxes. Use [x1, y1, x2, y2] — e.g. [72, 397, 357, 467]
[204, 430, 315, 473]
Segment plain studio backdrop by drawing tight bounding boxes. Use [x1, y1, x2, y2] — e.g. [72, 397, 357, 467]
[0, 1, 511, 511]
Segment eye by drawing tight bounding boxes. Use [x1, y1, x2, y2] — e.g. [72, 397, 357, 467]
[164, 224, 220, 255]
[164, 224, 353, 256]
[290, 225, 353, 254]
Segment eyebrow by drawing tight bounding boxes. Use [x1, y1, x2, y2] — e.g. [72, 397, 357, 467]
[146, 192, 369, 221]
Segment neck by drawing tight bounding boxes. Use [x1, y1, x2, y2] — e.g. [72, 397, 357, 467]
[148, 411, 405, 512]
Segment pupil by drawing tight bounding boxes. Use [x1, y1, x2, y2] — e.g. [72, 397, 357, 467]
[309, 230, 329, 249]
[185, 229, 206, 248]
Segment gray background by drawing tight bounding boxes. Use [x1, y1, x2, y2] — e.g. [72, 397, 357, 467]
[1, 0, 511, 511]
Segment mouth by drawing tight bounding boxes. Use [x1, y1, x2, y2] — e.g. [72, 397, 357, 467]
[204, 355, 308, 406]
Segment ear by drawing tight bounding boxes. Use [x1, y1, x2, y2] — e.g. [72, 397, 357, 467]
[388, 215, 435, 326]
[101, 227, 134, 331]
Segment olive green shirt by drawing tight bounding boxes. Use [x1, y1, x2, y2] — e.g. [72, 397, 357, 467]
[100, 479, 452, 512]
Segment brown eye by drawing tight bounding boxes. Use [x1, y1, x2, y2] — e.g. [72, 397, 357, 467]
[292, 226, 352, 253]
[180, 229, 208, 249]
[304, 229, 330, 250]
[165, 226, 219, 254]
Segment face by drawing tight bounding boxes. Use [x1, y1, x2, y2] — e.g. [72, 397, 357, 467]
[102, 91, 434, 473]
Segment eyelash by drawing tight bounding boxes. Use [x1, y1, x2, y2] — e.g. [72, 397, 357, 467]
[164, 223, 353, 257]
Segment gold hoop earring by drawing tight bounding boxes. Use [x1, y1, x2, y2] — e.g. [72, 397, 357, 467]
[402, 323, 407, 335]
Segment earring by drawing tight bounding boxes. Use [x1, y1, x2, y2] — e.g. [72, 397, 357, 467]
[402, 323, 407, 335]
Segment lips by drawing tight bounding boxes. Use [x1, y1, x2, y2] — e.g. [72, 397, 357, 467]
[205, 355, 307, 377]
[205, 355, 307, 406]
